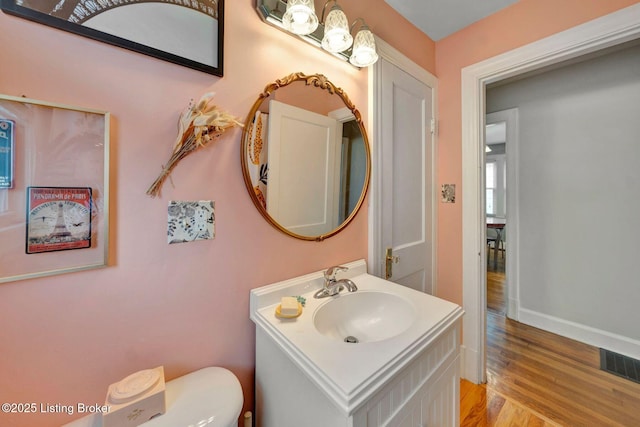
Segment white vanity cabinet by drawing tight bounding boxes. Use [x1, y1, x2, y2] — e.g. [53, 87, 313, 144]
[352, 323, 460, 426]
[256, 320, 460, 426]
[250, 260, 464, 427]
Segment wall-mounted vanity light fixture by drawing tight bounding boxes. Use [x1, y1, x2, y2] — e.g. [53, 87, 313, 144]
[282, 0, 319, 35]
[257, 0, 379, 67]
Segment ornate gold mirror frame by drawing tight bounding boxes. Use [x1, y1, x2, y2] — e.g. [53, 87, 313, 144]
[241, 72, 371, 241]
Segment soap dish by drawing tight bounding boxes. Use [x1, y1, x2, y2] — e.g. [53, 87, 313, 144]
[275, 302, 302, 319]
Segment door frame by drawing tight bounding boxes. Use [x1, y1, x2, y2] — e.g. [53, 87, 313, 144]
[461, 3, 640, 383]
[485, 108, 519, 320]
[369, 37, 438, 292]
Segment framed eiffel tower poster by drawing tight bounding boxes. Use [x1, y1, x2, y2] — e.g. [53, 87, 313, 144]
[26, 187, 92, 254]
[0, 93, 109, 283]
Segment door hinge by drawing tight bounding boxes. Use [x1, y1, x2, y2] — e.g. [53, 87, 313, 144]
[430, 118, 437, 135]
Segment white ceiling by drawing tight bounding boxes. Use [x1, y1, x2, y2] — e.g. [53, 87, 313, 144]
[384, 0, 519, 41]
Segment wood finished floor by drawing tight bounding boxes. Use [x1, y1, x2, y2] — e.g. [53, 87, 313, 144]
[460, 249, 640, 426]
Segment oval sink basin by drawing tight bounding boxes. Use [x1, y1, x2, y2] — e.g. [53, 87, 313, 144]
[313, 291, 417, 343]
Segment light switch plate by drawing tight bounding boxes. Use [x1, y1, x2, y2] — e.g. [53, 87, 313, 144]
[441, 184, 456, 203]
[167, 200, 215, 244]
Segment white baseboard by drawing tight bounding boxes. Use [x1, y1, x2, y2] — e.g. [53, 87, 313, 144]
[460, 344, 483, 384]
[507, 298, 519, 320]
[518, 308, 640, 360]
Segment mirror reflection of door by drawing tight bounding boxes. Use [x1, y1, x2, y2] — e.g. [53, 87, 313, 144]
[267, 100, 342, 236]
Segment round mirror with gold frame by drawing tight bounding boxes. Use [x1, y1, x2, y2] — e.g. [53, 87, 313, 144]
[241, 73, 371, 241]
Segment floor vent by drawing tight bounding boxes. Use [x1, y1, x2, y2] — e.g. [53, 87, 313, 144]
[600, 348, 640, 384]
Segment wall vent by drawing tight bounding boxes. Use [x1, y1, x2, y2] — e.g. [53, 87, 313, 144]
[600, 348, 640, 384]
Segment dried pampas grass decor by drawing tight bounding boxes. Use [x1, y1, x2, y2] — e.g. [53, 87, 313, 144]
[146, 93, 242, 197]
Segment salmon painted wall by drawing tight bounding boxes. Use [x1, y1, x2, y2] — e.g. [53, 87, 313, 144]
[434, 0, 640, 306]
[0, 1, 434, 426]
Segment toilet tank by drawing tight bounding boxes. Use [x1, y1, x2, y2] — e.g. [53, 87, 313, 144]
[63, 367, 243, 427]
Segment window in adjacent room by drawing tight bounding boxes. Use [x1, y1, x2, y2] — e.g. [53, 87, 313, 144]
[486, 155, 506, 217]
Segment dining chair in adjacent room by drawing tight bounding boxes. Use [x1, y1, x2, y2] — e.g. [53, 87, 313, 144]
[487, 226, 499, 265]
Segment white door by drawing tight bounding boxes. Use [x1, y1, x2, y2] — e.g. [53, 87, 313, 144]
[267, 100, 342, 236]
[375, 55, 436, 294]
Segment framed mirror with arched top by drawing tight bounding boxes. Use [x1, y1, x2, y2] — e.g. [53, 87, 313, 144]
[241, 73, 371, 241]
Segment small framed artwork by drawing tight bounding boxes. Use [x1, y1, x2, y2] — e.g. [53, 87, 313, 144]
[0, 0, 224, 76]
[26, 187, 93, 254]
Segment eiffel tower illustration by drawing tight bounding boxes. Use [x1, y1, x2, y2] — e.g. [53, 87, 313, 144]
[49, 203, 71, 238]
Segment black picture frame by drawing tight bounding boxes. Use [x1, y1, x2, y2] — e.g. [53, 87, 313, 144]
[0, 0, 224, 77]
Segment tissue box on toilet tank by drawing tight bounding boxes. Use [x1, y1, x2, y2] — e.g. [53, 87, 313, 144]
[102, 366, 166, 427]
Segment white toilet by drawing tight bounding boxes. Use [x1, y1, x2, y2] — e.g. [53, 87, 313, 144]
[64, 367, 243, 427]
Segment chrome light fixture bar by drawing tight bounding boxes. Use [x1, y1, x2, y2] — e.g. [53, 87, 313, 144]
[256, 0, 379, 68]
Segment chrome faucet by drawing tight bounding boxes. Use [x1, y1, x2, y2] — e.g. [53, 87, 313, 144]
[314, 265, 358, 298]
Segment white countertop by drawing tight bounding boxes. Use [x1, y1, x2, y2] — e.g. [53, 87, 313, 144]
[250, 259, 464, 415]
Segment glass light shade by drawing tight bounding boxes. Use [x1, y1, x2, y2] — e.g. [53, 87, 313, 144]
[282, 0, 318, 35]
[349, 27, 379, 67]
[321, 6, 353, 53]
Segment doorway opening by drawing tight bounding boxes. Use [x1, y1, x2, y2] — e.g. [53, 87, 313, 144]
[485, 119, 506, 317]
[484, 109, 517, 323]
[460, 4, 640, 384]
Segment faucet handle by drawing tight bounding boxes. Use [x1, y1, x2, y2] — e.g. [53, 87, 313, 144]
[324, 265, 348, 281]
